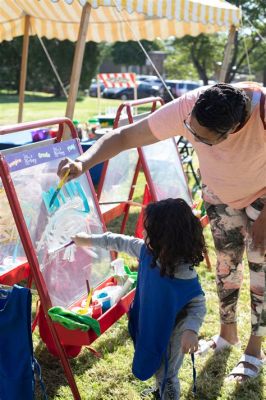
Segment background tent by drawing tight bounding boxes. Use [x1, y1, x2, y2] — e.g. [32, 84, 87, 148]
[0, 0, 241, 122]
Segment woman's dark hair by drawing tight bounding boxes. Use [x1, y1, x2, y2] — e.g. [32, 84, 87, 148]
[143, 198, 206, 278]
[192, 83, 250, 135]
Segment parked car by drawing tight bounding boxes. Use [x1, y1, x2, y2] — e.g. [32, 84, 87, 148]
[88, 80, 105, 97]
[159, 80, 201, 102]
[102, 82, 159, 100]
[136, 74, 159, 82]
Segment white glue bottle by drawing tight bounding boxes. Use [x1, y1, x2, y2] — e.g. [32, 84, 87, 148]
[115, 277, 135, 303]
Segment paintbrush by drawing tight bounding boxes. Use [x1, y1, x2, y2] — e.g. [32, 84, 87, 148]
[78, 280, 93, 315]
[48, 240, 74, 255]
[49, 169, 70, 208]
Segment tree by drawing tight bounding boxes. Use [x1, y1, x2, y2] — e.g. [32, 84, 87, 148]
[0, 38, 23, 92]
[223, 0, 266, 82]
[111, 40, 163, 69]
[164, 34, 225, 84]
[0, 37, 102, 96]
[164, 0, 266, 84]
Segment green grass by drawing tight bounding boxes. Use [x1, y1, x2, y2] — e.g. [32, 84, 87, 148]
[34, 173, 265, 400]
[0, 91, 150, 125]
[0, 93, 265, 399]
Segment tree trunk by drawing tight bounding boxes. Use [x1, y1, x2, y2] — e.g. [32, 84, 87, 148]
[190, 45, 208, 85]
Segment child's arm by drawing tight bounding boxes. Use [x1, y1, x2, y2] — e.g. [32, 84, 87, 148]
[72, 231, 144, 258]
[180, 295, 206, 354]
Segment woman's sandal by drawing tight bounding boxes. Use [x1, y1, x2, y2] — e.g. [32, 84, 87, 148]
[196, 334, 241, 356]
[227, 354, 266, 382]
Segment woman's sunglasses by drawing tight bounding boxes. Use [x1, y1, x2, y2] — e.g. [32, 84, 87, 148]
[183, 117, 227, 146]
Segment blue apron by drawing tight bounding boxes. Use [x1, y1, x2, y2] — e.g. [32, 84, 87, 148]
[0, 285, 45, 400]
[128, 245, 204, 382]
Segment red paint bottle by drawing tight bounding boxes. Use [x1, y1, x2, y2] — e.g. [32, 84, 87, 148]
[90, 300, 102, 319]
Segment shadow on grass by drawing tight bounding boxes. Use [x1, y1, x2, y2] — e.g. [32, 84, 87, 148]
[184, 349, 231, 400]
[34, 319, 129, 399]
[230, 373, 264, 400]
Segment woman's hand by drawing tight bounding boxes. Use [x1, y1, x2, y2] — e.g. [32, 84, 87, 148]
[57, 157, 84, 181]
[71, 232, 91, 247]
[181, 330, 198, 354]
[251, 206, 266, 254]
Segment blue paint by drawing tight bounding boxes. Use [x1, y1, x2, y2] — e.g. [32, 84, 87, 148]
[42, 181, 90, 214]
[97, 292, 111, 311]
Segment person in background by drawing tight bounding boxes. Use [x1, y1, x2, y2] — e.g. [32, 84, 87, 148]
[58, 82, 266, 382]
[72, 198, 206, 399]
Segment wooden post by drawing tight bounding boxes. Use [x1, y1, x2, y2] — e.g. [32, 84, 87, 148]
[219, 25, 236, 83]
[97, 74, 101, 115]
[18, 15, 30, 123]
[65, 2, 91, 129]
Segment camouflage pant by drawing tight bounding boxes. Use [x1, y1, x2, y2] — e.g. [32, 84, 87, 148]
[203, 186, 266, 337]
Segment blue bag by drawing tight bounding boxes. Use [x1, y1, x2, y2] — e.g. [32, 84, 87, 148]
[0, 285, 46, 400]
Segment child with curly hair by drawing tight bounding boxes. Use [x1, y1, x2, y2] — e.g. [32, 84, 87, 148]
[72, 198, 206, 400]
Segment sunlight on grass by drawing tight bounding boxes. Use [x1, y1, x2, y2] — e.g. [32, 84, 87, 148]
[0, 93, 264, 399]
[33, 173, 265, 400]
[0, 92, 150, 126]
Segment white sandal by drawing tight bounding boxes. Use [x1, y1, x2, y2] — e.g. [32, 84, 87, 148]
[227, 354, 265, 381]
[197, 334, 241, 356]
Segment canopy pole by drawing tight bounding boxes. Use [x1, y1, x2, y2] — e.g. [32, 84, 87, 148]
[18, 15, 30, 123]
[219, 25, 236, 83]
[65, 2, 91, 127]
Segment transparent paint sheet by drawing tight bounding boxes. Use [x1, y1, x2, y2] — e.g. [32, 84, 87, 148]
[2, 140, 111, 307]
[100, 148, 138, 203]
[142, 139, 192, 205]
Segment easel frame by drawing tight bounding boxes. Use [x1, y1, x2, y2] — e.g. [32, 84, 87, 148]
[97, 97, 164, 230]
[0, 118, 134, 400]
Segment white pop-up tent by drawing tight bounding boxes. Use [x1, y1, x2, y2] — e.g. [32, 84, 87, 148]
[0, 0, 241, 122]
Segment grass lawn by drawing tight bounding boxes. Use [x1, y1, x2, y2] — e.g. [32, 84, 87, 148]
[0, 91, 149, 125]
[0, 93, 265, 399]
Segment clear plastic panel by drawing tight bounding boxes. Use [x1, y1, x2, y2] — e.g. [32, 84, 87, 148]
[100, 148, 138, 203]
[0, 184, 27, 275]
[141, 138, 192, 205]
[3, 140, 111, 308]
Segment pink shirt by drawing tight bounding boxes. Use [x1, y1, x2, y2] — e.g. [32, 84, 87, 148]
[148, 83, 266, 209]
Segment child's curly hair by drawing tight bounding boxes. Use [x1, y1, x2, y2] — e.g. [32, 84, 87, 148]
[143, 198, 206, 277]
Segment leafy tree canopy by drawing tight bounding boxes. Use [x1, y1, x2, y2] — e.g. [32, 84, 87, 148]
[111, 39, 163, 66]
[0, 37, 102, 96]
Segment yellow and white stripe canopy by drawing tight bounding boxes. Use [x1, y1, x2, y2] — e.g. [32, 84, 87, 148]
[1, 0, 241, 43]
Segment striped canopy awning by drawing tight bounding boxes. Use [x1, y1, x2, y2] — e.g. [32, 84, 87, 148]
[0, 0, 241, 43]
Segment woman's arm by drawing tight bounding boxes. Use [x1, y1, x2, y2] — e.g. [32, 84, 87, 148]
[57, 118, 158, 181]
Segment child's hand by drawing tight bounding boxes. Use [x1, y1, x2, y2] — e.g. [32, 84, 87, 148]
[71, 232, 91, 247]
[181, 330, 198, 354]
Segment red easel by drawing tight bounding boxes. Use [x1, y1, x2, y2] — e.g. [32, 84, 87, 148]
[0, 118, 135, 400]
[97, 97, 164, 229]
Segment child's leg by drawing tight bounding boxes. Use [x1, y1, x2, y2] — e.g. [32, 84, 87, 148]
[155, 318, 185, 400]
[205, 202, 247, 338]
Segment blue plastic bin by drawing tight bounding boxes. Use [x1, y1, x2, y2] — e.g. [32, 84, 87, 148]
[81, 140, 104, 185]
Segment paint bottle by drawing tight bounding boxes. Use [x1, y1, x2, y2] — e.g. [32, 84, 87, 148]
[115, 278, 135, 303]
[97, 292, 111, 311]
[111, 258, 125, 276]
[90, 300, 102, 319]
